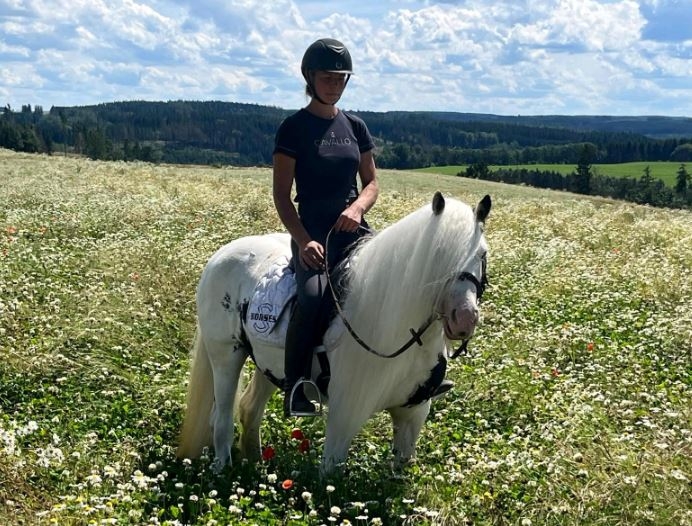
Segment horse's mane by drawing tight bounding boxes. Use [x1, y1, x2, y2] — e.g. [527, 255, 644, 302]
[335, 197, 482, 352]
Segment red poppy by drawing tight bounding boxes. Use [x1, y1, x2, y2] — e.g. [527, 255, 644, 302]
[298, 438, 310, 453]
[586, 342, 595, 352]
[261, 446, 275, 461]
[290, 428, 304, 440]
[281, 479, 293, 490]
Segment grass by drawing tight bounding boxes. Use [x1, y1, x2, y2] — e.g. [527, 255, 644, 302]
[415, 161, 685, 187]
[1, 149, 691, 525]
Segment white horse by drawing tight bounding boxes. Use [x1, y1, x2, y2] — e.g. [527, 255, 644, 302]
[177, 192, 491, 473]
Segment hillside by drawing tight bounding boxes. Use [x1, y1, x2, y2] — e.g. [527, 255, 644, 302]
[1, 149, 690, 525]
[423, 112, 692, 139]
[3, 101, 692, 170]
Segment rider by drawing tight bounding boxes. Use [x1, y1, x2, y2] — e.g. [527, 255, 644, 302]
[273, 38, 379, 417]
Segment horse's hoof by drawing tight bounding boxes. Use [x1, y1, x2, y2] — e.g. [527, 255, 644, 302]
[211, 458, 226, 474]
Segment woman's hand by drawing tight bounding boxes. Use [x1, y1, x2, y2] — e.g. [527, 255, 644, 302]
[299, 240, 325, 270]
[333, 204, 364, 233]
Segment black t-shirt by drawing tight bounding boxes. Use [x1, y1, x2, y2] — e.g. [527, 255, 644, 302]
[273, 109, 375, 205]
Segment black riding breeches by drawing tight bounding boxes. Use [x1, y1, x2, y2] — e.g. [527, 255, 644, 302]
[283, 228, 364, 387]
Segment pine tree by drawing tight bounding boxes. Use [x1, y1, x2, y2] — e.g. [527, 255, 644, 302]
[59, 111, 68, 157]
[574, 144, 594, 194]
[675, 164, 689, 195]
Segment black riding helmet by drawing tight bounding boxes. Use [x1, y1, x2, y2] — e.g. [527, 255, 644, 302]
[301, 38, 352, 105]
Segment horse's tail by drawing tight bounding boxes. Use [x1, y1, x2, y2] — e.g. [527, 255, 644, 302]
[177, 327, 214, 459]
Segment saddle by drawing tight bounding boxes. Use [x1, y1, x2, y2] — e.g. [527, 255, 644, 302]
[243, 256, 332, 396]
[244, 255, 296, 347]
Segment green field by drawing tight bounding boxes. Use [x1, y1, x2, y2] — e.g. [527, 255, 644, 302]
[1, 149, 691, 525]
[415, 161, 684, 187]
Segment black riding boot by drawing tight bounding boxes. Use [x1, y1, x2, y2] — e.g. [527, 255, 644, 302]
[283, 383, 317, 417]
[283, 305, 317, 417]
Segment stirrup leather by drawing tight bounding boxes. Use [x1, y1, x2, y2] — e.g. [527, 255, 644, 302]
[288, 379, 323, 417]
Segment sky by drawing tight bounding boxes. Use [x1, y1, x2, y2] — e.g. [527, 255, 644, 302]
[1, 0, 691, 116]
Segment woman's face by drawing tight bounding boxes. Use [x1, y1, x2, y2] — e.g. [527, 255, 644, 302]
[312, 71, 348, 104]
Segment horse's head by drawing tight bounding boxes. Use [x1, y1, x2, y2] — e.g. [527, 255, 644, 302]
[337, 191, 491, 355]
[436, 193, 491, 342]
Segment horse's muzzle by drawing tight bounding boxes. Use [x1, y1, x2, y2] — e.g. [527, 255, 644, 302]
[444, 306, 479, 340]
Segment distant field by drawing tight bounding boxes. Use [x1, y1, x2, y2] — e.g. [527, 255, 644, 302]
[415, 161, 684, 187]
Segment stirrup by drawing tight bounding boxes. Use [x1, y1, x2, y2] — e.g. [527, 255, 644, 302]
[288, 379, 323, 417]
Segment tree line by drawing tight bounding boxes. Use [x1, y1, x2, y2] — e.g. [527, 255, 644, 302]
[462, 146, 691, 209]
[2, 101, 691, 209]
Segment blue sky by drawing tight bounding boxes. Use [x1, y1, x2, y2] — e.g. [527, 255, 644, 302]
[1, 0, 691, 116]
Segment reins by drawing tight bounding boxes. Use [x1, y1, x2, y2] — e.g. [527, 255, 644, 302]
[323, 226, 442, 359]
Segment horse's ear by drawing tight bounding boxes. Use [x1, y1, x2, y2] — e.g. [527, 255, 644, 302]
[432, 192, 445, 215]
[475, 194, 492, 223]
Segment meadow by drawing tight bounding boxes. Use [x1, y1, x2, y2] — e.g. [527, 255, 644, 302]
[1, 149, 690, 525]
[416, 162, 684, 187]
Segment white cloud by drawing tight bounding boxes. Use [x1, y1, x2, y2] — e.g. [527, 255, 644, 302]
[512, 0, 645, 51]
[1, 64, 43, 87]
[0, 40, 30, 58]
[2, 0, 27, 9]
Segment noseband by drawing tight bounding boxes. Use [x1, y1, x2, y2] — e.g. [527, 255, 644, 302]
[448, 255, 488, 359]
[458, 270, 485, 301]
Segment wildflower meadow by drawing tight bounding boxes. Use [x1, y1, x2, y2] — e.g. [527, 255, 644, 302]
[1, 149, 690, 525]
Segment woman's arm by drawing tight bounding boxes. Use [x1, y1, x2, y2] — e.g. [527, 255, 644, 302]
[333, 149, 379, 232]
[273, 152, 324, 269]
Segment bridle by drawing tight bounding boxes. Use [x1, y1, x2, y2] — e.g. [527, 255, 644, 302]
[440, 253, 488, 359]
[324, 226, 487, 360]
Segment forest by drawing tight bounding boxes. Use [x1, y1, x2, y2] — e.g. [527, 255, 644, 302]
[2, 100, 691, 208]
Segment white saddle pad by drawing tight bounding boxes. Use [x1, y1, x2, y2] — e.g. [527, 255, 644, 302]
[245, 255, 296, 346]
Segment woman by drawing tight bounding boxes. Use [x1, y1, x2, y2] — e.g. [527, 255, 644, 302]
[273, 38, 379, 417]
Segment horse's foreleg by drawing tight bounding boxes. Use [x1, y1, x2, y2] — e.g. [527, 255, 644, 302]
[207, 341, 248, 470]
[238, 370, 276, 461]
[388, 402, 431, 468]
[321, 400, 371, 475]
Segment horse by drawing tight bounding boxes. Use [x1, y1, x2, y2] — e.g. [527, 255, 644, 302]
[177, 192, 491, 474]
